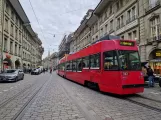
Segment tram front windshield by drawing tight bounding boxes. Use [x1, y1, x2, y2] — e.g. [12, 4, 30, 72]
[118, 50, 141, 71]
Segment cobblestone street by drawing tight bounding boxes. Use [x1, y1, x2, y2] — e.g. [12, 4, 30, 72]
[0, 72, 161, 120]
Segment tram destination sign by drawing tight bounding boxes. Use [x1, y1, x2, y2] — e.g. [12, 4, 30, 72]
[120, 41, 135, 46]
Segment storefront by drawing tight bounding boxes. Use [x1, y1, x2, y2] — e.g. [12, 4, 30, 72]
[149, 49, 161, 76]
[3, 54, 12, 70]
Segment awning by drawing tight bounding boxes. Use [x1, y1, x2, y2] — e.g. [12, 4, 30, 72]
[3, 58, 12, 66]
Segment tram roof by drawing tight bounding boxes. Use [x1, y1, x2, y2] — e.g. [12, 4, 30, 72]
[91, 35, 120, 45]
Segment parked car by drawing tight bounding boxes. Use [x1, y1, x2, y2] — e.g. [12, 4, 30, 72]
[31, 69, 39, 75]
[0, 69, 24, 82]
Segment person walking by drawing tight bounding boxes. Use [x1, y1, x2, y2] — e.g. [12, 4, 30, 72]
[147, 66, 154, 87]
[50, 68, 52, 74]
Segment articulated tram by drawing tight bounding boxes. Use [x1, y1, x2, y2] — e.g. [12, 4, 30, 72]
[58, 36, 144, 95]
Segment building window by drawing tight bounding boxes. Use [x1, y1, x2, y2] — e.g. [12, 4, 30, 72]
[110, 20, 113, 32]
[120, 0, 123, 7]
[116, 2, 120, 11]
[150, 17, 160, 38]
[15, 44, 17, 55]
[100, 28, 103, 37]
[105, 24, 108, 34]
[133, 30, 137, 40]
[96, 36, 98, 41]
[128, 32, 132, 39]
[121, 15, 124, 26]
[110, 5, 113, 15]
[127, 10, 131, 23]
[149, 0, 159, 8]
[19, 31, 21, 42]
[15, 28, 18, 39]
[11, 11, 14, 20]
[5, 18, 9, 32]
[121, 36, 124, 39]
[5, 2, 9, 13]
[4, 38, 8, 51]
[11, 23, 14, 36]
[19, 46, 21, 56]
[117, 18, 120, 29]
[16, 17, 18, 25]
[132, 6, 136, 20]
[10, 41, 13, 54]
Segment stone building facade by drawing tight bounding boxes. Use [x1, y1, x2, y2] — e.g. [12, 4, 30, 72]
[0, 0, 44, 71]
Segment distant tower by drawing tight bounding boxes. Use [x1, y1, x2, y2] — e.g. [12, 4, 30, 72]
[48, 50, 50, 57]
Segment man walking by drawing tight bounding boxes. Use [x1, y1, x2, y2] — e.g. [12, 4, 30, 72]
[147, 66, 154, 87]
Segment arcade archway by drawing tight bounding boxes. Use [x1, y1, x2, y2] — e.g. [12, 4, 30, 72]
[148, 49, 161, 75]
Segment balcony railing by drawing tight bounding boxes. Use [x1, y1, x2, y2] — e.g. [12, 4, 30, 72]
[116, 25, 120, 30]
[145, 0, 160, 13]
[116, 23, 125, 30]
[109, 29, 114, 34]
[126, 15, 137, 24]
[147, 35, 161, 43]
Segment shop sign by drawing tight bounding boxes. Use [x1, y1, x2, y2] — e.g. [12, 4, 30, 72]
[156, 51, 161, 57]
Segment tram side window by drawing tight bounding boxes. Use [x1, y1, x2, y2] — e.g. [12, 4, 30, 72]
[59, 63, 65, 71]
[62, 63, 65, 71]
[72, 60, 77, 72]
[66, 62, 70, 71]
[104, 51, 118, 70]
[69, 61, 72, 71]
[90, 54, 100, 69]
[77, 58, 83, 71]
[82, 56, 89, 68]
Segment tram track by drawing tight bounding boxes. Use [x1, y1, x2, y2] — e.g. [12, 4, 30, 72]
[124, 95, 161, 113]
[0, 75, 41, 109]
[11, 76, 50, 120]
[0, 74, 50, 120]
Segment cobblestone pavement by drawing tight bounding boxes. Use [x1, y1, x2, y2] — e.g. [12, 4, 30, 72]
[21, 74, 86, 120]
[0, 72, 161, 120]
[54, 72, 161, 120]
[0, 74, 44, 105]
[0, 73, 49, 120]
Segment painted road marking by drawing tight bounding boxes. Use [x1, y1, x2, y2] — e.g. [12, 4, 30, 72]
[3, 90, 8, 92]
[150, 92, 160, 95]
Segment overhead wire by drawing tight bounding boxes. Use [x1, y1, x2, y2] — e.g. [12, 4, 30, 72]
[28, 0, 47, 44]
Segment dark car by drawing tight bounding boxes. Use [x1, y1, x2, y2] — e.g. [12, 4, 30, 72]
[0, 69, 24, 82]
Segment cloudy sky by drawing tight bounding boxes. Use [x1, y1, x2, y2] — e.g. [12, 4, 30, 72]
[19, 0, 100, 58]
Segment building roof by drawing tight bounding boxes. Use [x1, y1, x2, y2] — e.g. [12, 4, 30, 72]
[9, 0, 30, 24]
[94, 0, 112, 15]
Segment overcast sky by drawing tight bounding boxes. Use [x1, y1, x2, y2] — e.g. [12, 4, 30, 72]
[19, 0, 100, 58]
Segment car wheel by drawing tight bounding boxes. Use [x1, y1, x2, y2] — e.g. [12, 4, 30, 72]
[15, 77, 18, 82]
[22, 75, 24, 80]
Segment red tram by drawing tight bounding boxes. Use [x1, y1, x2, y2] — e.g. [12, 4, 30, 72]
[58, 36, 144, 95]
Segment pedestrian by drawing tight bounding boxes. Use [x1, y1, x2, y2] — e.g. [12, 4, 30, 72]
[146, 65, 155, 87]
[50, 68, 52, 74]
[43, 68, 45, 73]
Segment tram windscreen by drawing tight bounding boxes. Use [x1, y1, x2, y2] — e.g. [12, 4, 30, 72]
[118, 50, 141, 70]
